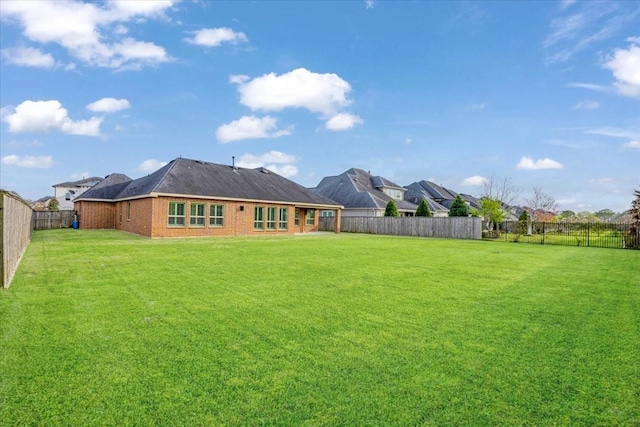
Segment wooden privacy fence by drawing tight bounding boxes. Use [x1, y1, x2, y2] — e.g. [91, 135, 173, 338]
[1, 191, 34, 288]
[32, 210, 76, 230]
[319, 216, 482, 240]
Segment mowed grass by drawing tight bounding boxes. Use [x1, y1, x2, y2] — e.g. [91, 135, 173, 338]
[1, 230, 638, 426]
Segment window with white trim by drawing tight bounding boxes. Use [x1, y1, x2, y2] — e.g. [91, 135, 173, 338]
[254, 206, 264, 230]
[306, 210, 315, 226]
[168, 202, 186, 227]
[267, 207, 277, 230]
[209, 204, 224, 227]
[190, 203, 205, 227]
[294, 208, 300, 226]
[279, 207, 288, 230]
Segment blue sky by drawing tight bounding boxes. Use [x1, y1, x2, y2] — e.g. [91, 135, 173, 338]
[1, 0, 638, 212]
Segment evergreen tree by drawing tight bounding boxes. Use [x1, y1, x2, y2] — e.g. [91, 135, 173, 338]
[448, 195, 469, 217]
[518, 209, 530, 234]
[47, 199, 59, 211]
[384, 200, 400, 217]
[415, 198, 432, 217]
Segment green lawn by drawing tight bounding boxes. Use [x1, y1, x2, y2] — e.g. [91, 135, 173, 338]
[1, 230, 639, 426]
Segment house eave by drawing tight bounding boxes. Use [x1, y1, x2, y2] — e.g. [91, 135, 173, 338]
[151, 192, 343, 210]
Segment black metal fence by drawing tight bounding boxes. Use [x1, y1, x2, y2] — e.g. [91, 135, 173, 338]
[484, 220, 640, 250]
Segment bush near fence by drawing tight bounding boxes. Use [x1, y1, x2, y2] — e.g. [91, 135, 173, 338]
[486, 220, 640, 250]
[319, 216, 482, 240]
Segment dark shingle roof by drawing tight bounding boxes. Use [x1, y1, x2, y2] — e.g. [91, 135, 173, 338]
[76, 159, 340, 207]
[313, 168, 417, 211]
[53, 176, 103, 187]
[77, 173, 132, 200]
[406, 180, 458, 202]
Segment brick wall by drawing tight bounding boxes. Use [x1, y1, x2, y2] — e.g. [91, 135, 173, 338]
[76, 201, 116, 229]
[77, 196, 323, 238]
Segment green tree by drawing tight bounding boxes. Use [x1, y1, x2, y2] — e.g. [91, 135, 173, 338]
[479, 198, 504, 231]
[559, 210, 576, 220]
[628, 188, 640, 249]
[47, 199, 59, 211]
[448, 195, 469, 217]
[595, 209, 616, 222]
[415, 198, 432, 217]
[518, 210, 530, 234]
[384, 200, 400, 217]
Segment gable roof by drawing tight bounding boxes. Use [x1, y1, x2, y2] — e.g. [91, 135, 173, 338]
[78, 173, 133, 200]
[313, 168, 417, 211]
[406, 180, 459, 202]
[75, 158, 341, 208]
[53, 176, 103, 188]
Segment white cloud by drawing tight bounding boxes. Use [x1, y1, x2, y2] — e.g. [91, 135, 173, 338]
[184, 27, 248, 47]
[627, 36, 640, 44]
[236, 151, 298, 178]
[460, 175, 488, 186]
[516, 156, 563, 170]
[588, 127, 640, 140]
[573, 100, 599, 109]
[567, 82, 611, 93]
[623, 140, 640, 149]
[86, 97, 130, 113]
[325, 112, 363, 131]
[0, 0, 175, 70]
[137, 159, 167, 173]
[543, 3, 638, 63]
[465, 103, 487, 111]
[2, 100, 102, 136]
[229, 74, 250, 84]
[0, 46, 55, 68]
[588, 177, 614, 185]
[235, 68, 353, 116]
[1, 154, 54, 168]
[603, 43, 640, 98]
[216, 115, 292, 144]
[365, 0, 375, 9]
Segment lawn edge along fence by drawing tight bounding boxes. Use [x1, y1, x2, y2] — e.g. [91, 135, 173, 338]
[488, 220, 640, 250]
[319, 216, 482, 240]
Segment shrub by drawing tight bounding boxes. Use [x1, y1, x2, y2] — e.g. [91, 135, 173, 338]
[415, 198, 432, 217]
[384, 200, 400, 217]
[448, 195, 469, 217]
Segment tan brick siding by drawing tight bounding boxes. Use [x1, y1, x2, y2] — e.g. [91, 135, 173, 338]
[76, 196, 323, 238]
[76, 201, 116, 229]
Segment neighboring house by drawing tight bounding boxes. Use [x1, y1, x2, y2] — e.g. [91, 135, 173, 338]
[53, 176, 103, 210]
[74, 158, 342, 238]
[403, 182, 450, 217]
[312, 168, 418, 217]
[405, 180, 459, 210]
[459, 193, 481, 210]
[32, 196, 54, 211]
[405, 181, 480, 215]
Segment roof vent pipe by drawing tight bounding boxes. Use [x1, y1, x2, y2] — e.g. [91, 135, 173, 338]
[232, 156, 235, 169]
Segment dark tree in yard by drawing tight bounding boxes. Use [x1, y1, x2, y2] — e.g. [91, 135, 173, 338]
[628, 188, 640, 249]
[47, 199, 59, 211]
[449, 195, 469, 217]
[384, 200, 400, 217]
[518, 209, 530, 234]
[415, 198, 432, 217]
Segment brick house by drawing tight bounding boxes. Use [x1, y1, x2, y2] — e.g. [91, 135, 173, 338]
[74, 158, 342, 238]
